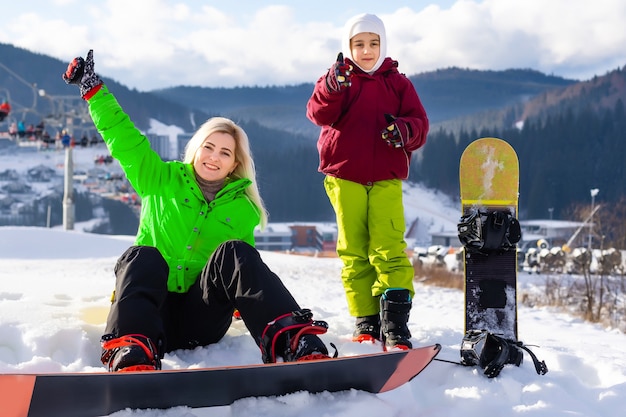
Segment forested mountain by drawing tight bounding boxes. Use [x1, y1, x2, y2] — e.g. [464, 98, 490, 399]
[411, 65, 626, 221]
[152, 67, 576, 137]
[409, 67, 575, 125]
[1, 42, 624, 224]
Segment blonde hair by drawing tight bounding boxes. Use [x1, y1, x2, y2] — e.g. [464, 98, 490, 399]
[183, 117, 268, 229]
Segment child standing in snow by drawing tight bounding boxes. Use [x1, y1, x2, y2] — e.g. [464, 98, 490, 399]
[63, 50, 332, 372]
[306, 13, 429, 350]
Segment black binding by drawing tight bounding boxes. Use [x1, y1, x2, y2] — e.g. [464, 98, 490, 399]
[458, 209, 521, 254]
[459, 329, 548, 378]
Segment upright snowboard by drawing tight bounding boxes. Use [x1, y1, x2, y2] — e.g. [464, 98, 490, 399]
[459, 137, 519, 340]
[0, 344, 441, 417]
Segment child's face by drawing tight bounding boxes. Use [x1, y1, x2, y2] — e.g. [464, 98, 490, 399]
[350, 32, 380, 71]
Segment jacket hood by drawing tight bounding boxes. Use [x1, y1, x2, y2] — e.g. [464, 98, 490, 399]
[341, 13, 387, 75]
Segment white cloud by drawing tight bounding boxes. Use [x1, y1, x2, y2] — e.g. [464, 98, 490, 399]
[0, 0, 624, 90]
[384, 0, 626, 79]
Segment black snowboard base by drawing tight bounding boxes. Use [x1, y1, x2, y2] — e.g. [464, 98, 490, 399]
[464, 250, 518, 339]
[1, 344, 441, 417]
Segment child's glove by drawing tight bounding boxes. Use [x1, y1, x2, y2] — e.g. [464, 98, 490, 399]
[62, 49, 103, 100]
[325, 52, 352, 93]
[381, 114, 410, 148]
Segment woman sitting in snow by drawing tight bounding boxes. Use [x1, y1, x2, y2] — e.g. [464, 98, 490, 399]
[62, 50, 332, 372]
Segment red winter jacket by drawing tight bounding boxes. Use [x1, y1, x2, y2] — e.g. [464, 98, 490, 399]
[306, 57, 429, 185]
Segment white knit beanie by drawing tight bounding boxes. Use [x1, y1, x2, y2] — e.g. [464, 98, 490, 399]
[341, 13, 387, 74]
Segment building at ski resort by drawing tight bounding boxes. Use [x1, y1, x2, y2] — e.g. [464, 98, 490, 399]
[254, 222, 338, 255]
[431, 219, 586, 249]
[255, 219, 589, 261]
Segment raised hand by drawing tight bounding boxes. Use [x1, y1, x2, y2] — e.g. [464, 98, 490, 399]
[325, 52, 353, 93]
[63, 49, 103, 100]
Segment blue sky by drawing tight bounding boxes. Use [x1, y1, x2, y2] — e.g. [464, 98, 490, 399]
[1, 0, 624, 90]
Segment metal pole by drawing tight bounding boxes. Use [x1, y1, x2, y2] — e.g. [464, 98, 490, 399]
[588, 189, 599, 249]
[63, 139, 75, 230]
[63, 110, 74, 230]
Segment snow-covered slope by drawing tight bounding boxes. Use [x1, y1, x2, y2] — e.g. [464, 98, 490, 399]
[0, 227, 624, 417]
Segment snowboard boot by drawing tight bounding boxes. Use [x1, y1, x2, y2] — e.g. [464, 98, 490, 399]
[100, 333, 162, 372]
[380, 289, 413, 351]
[260, 309, 334, 363]
[352, 314, 381, 343]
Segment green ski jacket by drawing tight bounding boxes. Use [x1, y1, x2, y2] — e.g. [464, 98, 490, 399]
[88, 85, 261, 293]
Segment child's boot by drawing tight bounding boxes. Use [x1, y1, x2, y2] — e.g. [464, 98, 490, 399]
[380, 289, 413, 351]
[352, 314, 381, 343]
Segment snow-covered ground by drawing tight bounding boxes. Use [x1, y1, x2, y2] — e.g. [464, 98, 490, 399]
[0, 226, 624, 417]
[1, 138, 624, 416]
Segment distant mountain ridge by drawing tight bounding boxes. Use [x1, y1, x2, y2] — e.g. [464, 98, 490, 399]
[0, 42, 609, 137]
[152, 67, 579, 137]
[2, 42, 625, 222]
[409, 67, 576, 121]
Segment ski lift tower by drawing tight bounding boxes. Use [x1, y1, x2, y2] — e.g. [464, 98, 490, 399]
[38, 89, 90, 231]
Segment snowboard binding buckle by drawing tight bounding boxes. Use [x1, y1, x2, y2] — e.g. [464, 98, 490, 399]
[260, 309, 331, 363]
[458, 209, 521, 254]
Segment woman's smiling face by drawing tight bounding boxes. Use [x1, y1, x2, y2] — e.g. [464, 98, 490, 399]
[193, 132, 238, 181]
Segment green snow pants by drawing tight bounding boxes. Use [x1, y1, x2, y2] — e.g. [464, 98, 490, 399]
[324, 176, 415, 317]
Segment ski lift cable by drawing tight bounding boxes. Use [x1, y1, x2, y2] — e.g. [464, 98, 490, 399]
[564, 205, 602, 249]
[1, 60, 91, 131]
[0, 61, 98, 142]
[0, 87, 35, 114]
[0, 60, 39, 114]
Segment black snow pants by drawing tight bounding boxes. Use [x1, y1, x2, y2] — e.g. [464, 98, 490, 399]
[104, 240, 300, 355]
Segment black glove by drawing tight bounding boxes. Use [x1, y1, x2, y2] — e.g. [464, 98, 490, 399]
[381, 114, 411, 148]
[325, 52, 352, 93]
[63, 49, 103, 100]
